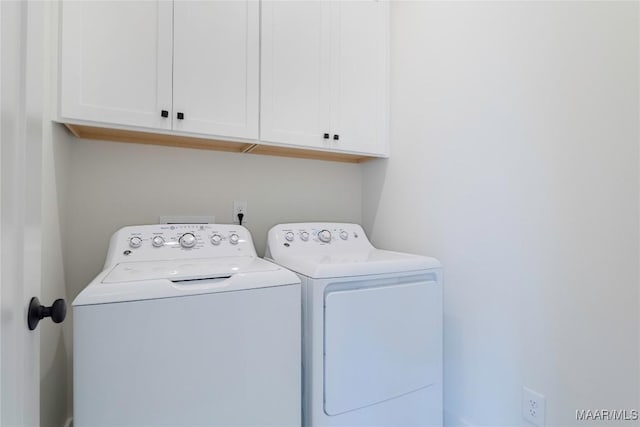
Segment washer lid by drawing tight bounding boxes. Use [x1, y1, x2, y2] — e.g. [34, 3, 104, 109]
[269, 249, 441, 279]
[73, 257, 299, 306]
[102, 256, 278, 284]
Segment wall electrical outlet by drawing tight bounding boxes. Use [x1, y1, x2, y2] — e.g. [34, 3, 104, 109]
[522, 386, 546, 426]
[233, 200, 247, 224]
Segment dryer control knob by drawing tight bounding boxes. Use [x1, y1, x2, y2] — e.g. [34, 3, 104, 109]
[152, 236, 165, 247]
[210, 234, 222, 246]
[285, 231, 294, 242]
[340, 231, 349, 240]
[129, 236, 142, 248]
[179, 233, 197, 248]
[318, 230, 332, 243]
[229, 233, 240, 245]
[300, 231, 309, 241]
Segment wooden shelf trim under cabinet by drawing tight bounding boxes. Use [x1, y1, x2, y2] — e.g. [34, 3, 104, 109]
[64, 124, 377, 163]
[64, 124, 251, 153]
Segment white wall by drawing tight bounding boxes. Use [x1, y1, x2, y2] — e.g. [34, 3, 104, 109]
[40, 2, 72, 426]
[40, 122, 72, 427]
[363, 2, 639, 426]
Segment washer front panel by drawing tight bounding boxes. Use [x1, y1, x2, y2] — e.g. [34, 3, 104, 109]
[74, 283, 301, 426]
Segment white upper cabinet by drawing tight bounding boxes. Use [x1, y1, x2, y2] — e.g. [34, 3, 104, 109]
[260, 1, 331, 149]
[60, 1, 173, 129]
[60, 1, 259, 140]
[58, 1, 388, 160]
[260, 0, 389, 156]
[172, 1, 259, 139]
[330, 1, 388, 155]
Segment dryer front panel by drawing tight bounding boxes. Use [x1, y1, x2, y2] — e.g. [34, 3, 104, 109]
[323, 276, 440, 416]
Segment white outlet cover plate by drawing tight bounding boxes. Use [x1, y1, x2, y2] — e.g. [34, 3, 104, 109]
[522, 386, 545, 426]
[233, 201, 247, 224]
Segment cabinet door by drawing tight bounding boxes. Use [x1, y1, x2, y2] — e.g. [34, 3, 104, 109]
[173, 1, 259, 140]
[260, 1, 331, 148]
[60, 1, 173, 130]
[330, 1, 389, 155]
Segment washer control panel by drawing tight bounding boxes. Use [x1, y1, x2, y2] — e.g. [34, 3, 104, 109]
[106, 224, 256, 265]
[266, 223, 374, 258]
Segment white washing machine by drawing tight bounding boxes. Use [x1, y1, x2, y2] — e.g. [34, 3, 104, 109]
[73, 224, 301, 427]
[266, 223, 443, 427]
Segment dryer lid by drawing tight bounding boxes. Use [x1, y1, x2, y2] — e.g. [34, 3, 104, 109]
[102, 256, 278, 284]
[265, 222, 441, 278]
[269, 249, 441, 279]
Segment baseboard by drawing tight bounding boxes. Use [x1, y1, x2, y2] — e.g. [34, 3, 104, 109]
[444, 410, 477, 427]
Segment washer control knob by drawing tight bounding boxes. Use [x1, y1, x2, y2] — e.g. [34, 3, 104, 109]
[340, 231, 349, 240]
[129, 236, 142, 248]
[179, 233, 197, 248]
[210, 234, 222, 246]
[229, 233, 240, 245]
[318, 229, 332, 243]
[300, 231, 310, 241]
[285, 231, 295, 242]
[152, 236, 165, 247]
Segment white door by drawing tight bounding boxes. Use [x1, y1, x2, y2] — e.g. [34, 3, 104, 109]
[60, 1, 173, 130]
[330, 0, 388, 155]
[260, 1, 331, 148]
[173, 1, 259, 139]
[1, 1, 43, 425]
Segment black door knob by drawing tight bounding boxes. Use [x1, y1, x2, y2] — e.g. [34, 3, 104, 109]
[323, 133, 330, 139]
[177, 112, 185, 120]
[333, 134, 340, 141]
[161, 110, 169, 118]
[28, 297, 66, 331]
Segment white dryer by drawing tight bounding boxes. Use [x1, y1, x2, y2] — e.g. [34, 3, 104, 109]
[266, 223, 443, 427]
[73, 224, 301, 427]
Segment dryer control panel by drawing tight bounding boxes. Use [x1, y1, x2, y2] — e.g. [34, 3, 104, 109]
[104, 224, 256, 267]
[266, 223, 375, 258]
